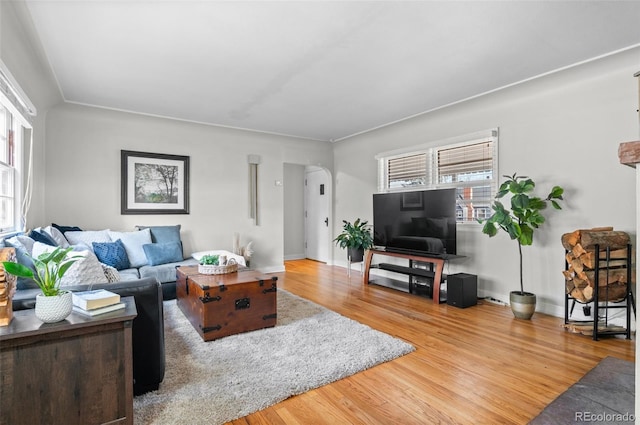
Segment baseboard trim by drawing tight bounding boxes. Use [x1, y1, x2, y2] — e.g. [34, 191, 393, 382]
[284, 254, 305, 261]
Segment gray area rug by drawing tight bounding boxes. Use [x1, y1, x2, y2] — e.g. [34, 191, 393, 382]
[529, 356, 635, 425]
[134, 289, 414, 424]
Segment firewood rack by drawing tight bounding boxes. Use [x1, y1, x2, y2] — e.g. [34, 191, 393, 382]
[564, 244, 635, 341]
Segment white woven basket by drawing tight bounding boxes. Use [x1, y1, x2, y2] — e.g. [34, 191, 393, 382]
[198, 258, 238, 275]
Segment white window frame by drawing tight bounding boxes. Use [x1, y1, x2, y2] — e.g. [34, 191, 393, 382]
[0, 60, 35, 236]
[0, 105, 22, 235]
[376, 129, 499, 223]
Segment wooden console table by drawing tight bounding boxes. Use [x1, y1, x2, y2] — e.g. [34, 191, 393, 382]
[0, 297, 137, 425]
[363, 249, 454, 304]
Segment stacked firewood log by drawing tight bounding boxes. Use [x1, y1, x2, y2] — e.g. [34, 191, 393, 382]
[562, 227, 632, 304]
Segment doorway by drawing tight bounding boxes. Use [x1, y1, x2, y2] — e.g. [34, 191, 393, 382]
[304, 167, 330, 263]
[282, 164, 331, 264]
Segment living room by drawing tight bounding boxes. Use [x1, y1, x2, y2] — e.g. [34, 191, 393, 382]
[1, 1, 639, 423]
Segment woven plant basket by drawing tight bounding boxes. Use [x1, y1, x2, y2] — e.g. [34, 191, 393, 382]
[198, 258, 238, 275]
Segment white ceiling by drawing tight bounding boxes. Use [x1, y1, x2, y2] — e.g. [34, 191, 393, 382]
[21, 1, 640, 142]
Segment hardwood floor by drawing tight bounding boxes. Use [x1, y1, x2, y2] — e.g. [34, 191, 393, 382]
[230, 259, 635, 425]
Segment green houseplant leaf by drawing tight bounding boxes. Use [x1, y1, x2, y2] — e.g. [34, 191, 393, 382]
[334, 218, 374, 251]
[2, 246, 81, 296]
[479, 173, 564, 295]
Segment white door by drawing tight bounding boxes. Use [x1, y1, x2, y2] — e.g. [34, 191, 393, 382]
[305, 168, 329, 262]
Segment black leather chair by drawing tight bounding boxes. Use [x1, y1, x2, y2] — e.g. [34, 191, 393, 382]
[13, 277, 165, 395]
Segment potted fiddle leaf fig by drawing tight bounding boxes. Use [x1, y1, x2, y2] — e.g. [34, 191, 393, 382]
[2, 246, 81, 323]
[480, 173, 564, 319]
[334, 218, 374, 263]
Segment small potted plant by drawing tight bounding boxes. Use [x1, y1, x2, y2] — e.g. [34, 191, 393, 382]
[199, 254, 220, 266]
[198, 254, 220, 274]
[198, 254, 238, 275]
[2, 247, 81, 323]
[334, 218, 374, 263]
[480, 173, 564, 319]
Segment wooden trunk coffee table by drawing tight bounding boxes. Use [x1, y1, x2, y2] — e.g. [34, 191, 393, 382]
[176, 266, 278, 341]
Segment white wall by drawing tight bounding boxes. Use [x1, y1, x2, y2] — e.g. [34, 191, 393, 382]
[44, 104, 333, 272]
[0, 1, 62, 230]
[333, 47, 640, 317]
[283, 163, 305, 260]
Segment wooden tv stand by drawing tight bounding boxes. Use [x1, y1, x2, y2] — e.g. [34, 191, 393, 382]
[363, 249, 449, 304]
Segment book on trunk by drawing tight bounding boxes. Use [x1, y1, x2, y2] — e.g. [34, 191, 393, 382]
[72, 302, 125, 317]
[72, 289, 120, 310]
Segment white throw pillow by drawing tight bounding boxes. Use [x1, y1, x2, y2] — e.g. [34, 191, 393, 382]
[64, 230, 111, 252]
[30, 241, 55, 259]
[6, 235, 35, 255]
[31, 242, 107, 286]
[60, 251, 108, 286]
[108, 228, 152, 268]
[43, 225, 70, 248]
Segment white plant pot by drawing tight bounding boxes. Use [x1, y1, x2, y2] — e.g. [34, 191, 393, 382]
[35, 291, 73, 323]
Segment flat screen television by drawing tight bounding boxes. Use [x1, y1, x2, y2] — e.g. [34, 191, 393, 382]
[373, 188, 457, 256]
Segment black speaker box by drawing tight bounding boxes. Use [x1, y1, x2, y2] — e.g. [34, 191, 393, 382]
[446, 273, 477, 308]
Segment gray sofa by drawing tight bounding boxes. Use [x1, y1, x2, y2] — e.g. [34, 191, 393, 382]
[121, 257, 198, 299]
[2, 224, 198, 300]
[1, 224, 200, 395]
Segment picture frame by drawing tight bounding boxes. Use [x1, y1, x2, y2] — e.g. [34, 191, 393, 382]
[121, 150, 190, 214]
[401, 191, 424, 210]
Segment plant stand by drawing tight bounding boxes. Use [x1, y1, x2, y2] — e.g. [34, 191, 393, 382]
[347, 254, 364, 277]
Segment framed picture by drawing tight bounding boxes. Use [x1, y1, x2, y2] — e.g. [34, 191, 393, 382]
[121, 150, 190, 214]
[401, 191, 424, 210]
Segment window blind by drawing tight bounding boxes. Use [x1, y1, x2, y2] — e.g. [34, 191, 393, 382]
[437, 141, 494, 183]
[437, 140, 496, 222]
[387, 152, 427, 188]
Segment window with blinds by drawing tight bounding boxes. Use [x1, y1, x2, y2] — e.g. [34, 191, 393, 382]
[387, 152, 428, 189]
[437, 140, 495, 222]
[377, 130, 498, 223]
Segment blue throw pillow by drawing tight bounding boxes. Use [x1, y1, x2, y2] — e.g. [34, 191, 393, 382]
[142, 242, 184, 266]
[136, 225, 181, 244]
[92, 239, 131, 270]
[29, 229, 57, 246]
